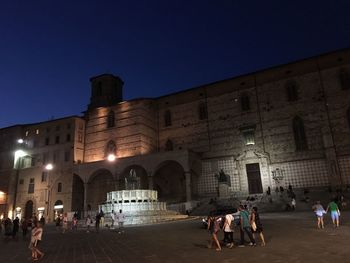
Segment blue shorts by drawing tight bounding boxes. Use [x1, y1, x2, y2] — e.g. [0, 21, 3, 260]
[331, 211, 339, 221]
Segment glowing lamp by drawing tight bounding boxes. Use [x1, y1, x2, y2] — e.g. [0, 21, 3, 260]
[45, 164, 53, 170]
[107, 154, 116, 162]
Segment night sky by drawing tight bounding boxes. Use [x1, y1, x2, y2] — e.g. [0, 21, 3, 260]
[1, 0, 349, 128]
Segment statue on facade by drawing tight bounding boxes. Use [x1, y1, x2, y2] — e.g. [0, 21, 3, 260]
[125, 168, 140, 190]
[215, 169, 230, 186]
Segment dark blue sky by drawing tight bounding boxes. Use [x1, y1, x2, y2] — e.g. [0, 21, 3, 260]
[1, 0, 349, 128]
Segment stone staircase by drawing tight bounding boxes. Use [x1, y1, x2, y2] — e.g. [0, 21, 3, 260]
[77, 209, 188, 228]
[190, 188, 350, 216]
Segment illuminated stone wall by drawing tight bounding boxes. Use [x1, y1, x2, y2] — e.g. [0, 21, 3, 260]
[84, 99, 157, 162]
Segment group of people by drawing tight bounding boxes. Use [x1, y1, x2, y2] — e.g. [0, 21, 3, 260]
[55, 209, 126, 234]
[0, 215, 45, 240]
[207, 205, 266, 252]
[0, 217, 20, 239]
[312, 199, 342, 229]
[0, 215, 45, 261]
[92, 209, 125, 233]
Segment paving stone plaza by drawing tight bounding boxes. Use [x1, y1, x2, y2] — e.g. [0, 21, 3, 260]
[0, 211, 349, 263]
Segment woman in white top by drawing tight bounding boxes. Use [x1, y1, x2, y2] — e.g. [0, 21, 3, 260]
[223, 214, 234, 248]
[30, 222, 44, 261]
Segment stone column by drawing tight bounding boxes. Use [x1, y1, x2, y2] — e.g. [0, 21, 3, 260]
[84, 182, 88, 218]
[148, 173, 153, 190]
[185, 171, 192, 202]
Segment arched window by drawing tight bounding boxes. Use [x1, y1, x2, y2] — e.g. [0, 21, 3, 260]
[107, 110, 115, 128]
[347, 107, 350, 128]
[58, 182, 62, 193]
[339, 69, 350, 90]
[198, 102, 208, 120]
[286, 80, 299, 101]
[164, 110, 172, 127]
[240, 94, 250, 111]
[105, 140, 116, 156]
[293, 116, 308, 151]
[165, 139, 174, 151]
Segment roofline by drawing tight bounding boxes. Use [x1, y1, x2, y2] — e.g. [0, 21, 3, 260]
[156, 46, 350, 99]
[23, 115, 84, 127]
[89, 74, 124, 83]
[0, 115, 84, 130]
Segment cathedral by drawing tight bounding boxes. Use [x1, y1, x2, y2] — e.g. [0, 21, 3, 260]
[1, 48, 350, 221]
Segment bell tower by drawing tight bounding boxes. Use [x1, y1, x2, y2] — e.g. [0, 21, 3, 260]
[88, 74, 123, 110]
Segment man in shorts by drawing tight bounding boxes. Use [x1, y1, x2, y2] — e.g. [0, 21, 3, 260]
[326, 199, 340, 228]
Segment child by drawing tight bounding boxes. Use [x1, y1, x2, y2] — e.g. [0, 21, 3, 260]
[326, 199, 341, 227]
[312, 201, 326, 229]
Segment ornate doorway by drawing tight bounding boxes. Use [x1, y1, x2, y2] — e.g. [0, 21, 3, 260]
[246, 163, 263, 194]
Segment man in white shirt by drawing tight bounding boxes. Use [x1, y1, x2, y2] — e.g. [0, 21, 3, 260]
[117, 209, 125, 234]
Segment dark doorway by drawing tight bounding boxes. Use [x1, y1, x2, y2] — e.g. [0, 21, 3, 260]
[87, 169, 114, 211]
[246, 163, 263, 194]
[153, 161, 186, 203]
[24, 200, 33, 219]
[71, 174, 84, 219]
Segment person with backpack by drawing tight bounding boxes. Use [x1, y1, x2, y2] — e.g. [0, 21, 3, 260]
[207, 214, 221, 251]
[223, 213, 234, 248]
[238, 205, 256, 247]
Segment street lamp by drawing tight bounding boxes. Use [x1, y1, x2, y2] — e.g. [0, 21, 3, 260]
[45, 163, 53, 171]
[12, 146, 27, 219]
[45, 163, 53, 220]
[107, 154, 116, 162]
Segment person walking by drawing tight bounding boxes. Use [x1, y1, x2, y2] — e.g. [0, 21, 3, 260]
[21, 218, 28, 239]
[62, 213, 68, 233]
[100, 209, 105, 228]
[4, 218, 12, 240]
[39, 216, 46, 226]
[312, 201, 326, 229]
[86, 215, 93, 233]
[12, 216, 20, 239]
[238, 205, 256, 247]
[223, 213, 234, 248]
[117, 209, 125, 234]
[55, 215, 61, 231]
[110, 210, 115, 229]
[95, 213, 101, 233]
[291, 198, 296, 211]
[250, 207, 266, 246]
[326, 199, 341, 228]
[207, 214, 221, 251]
[72, 216, 78, 231]
[30, 222, 44, 261]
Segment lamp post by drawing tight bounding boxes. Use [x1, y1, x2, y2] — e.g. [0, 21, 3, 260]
[12, 146, 26, 219]
[45, 163, 53, 221]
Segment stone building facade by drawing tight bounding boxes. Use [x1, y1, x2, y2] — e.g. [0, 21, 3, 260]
[1, 48, 350, 220]
[0, 117, 85, 220]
